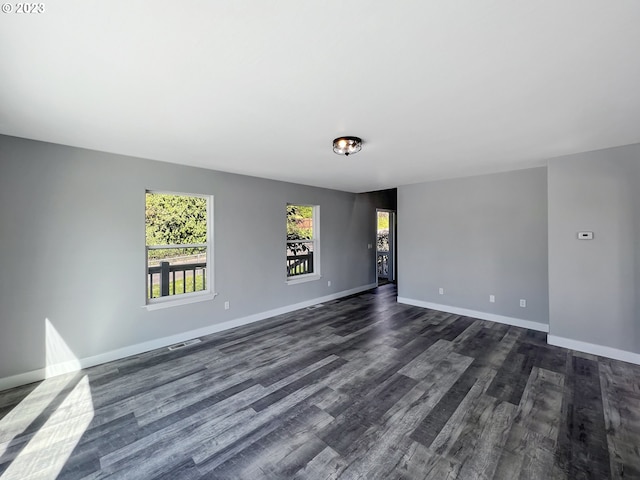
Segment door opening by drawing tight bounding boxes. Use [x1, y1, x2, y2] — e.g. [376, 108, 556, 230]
[376, 209, 395, 285]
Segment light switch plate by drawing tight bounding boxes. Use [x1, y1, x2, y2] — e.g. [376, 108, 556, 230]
[578, 231, 594, 240]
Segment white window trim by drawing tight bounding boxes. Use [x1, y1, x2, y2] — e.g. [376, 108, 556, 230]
[286, 204, 320, 284]
[144, 291, 218, 311]
[286, 273, 322, 285]
[144, 191, 216, 309]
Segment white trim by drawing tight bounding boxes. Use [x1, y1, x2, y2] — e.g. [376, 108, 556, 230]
[0, 370, 48, 391]
[286, 274, 321, 285]
[313, 205, 320, 277]
[147, 243, 207, 250]
[397, 297, 549, 333]
[207, 195, 215, 296]
[146, 189, 210, 199]
[0, 282, 377, 392]
[548, 335, 640, 366]
[144, 292, 218, 311]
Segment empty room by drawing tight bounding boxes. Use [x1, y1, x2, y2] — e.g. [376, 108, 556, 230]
[1, 2, 640, 479]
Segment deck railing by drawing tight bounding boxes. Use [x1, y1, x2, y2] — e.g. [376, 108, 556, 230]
[148, 261, 206, 298]
[377, 251, 389, 278]
[287, 252, 314, 277]
[149, 252, 316, 296]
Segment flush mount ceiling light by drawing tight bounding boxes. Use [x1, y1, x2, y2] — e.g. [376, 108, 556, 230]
[333, 136, 362, 156]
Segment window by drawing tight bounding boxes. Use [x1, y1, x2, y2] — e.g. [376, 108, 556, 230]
[286, 204, 320, 282]
[145, 191, 213, 305]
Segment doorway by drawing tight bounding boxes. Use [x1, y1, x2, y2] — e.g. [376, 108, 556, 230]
[376, 209, 396, 285]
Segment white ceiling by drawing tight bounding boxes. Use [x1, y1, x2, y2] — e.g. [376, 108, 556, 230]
[1, 1, 639, 192]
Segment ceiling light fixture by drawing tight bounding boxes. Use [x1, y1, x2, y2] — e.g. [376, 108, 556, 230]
[333, 136, 362, 156]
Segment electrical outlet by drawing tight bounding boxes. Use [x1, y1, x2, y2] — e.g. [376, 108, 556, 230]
[520, 299, 526, 308]
[489, 295, 495, 303]
[224, 301, 230, 310]
[438, 287, 444, 295]
[327, 280, 331, 287]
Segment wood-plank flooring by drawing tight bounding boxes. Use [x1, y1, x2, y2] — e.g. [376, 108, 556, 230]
[1, 284, 639, 479]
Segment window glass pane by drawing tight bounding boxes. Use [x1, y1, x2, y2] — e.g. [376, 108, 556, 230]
[146, 193, 207, 246]
[146, 192, 209, 301]
[286, 205, 313, 241]
[286, 241, 314, 277]
[147, 247, 207, 299]
[377, 211, 390, 251]
[286, 204, 317, 279]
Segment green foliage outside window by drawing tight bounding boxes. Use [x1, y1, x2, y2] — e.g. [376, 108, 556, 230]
[377, 212, 389, 229]
[286, 205, 313, 239]
[287, 205, 313, 255]
[146, 193, 207, 260]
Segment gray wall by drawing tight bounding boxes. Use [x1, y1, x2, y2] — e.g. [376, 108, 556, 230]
[0, 135, 382, 380]
[398, 167, 549, 326]
[548, 144, 640, 353]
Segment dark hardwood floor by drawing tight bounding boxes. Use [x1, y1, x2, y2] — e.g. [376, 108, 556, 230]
[1, 284, 639, 479]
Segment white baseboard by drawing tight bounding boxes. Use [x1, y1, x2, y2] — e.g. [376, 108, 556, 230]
[397, 297, 549, 333]
[0, 283, 377, 392]
[547, 335, 640, 366]
[0, 370, 49, 392]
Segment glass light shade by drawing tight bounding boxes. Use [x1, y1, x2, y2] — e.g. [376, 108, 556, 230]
[333, 136, 362, 156]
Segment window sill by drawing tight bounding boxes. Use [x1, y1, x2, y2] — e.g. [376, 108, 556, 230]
[144, 292, 218, 311]
[286, 274, 321, 285]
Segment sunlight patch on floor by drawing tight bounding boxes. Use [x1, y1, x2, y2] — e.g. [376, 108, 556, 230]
[1, 375, 94, 480]
[0, 375, 71, 457]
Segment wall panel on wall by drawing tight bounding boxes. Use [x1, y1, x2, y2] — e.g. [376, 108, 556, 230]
[397, 167, 549, 329]
[548, 144, 640, 359]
